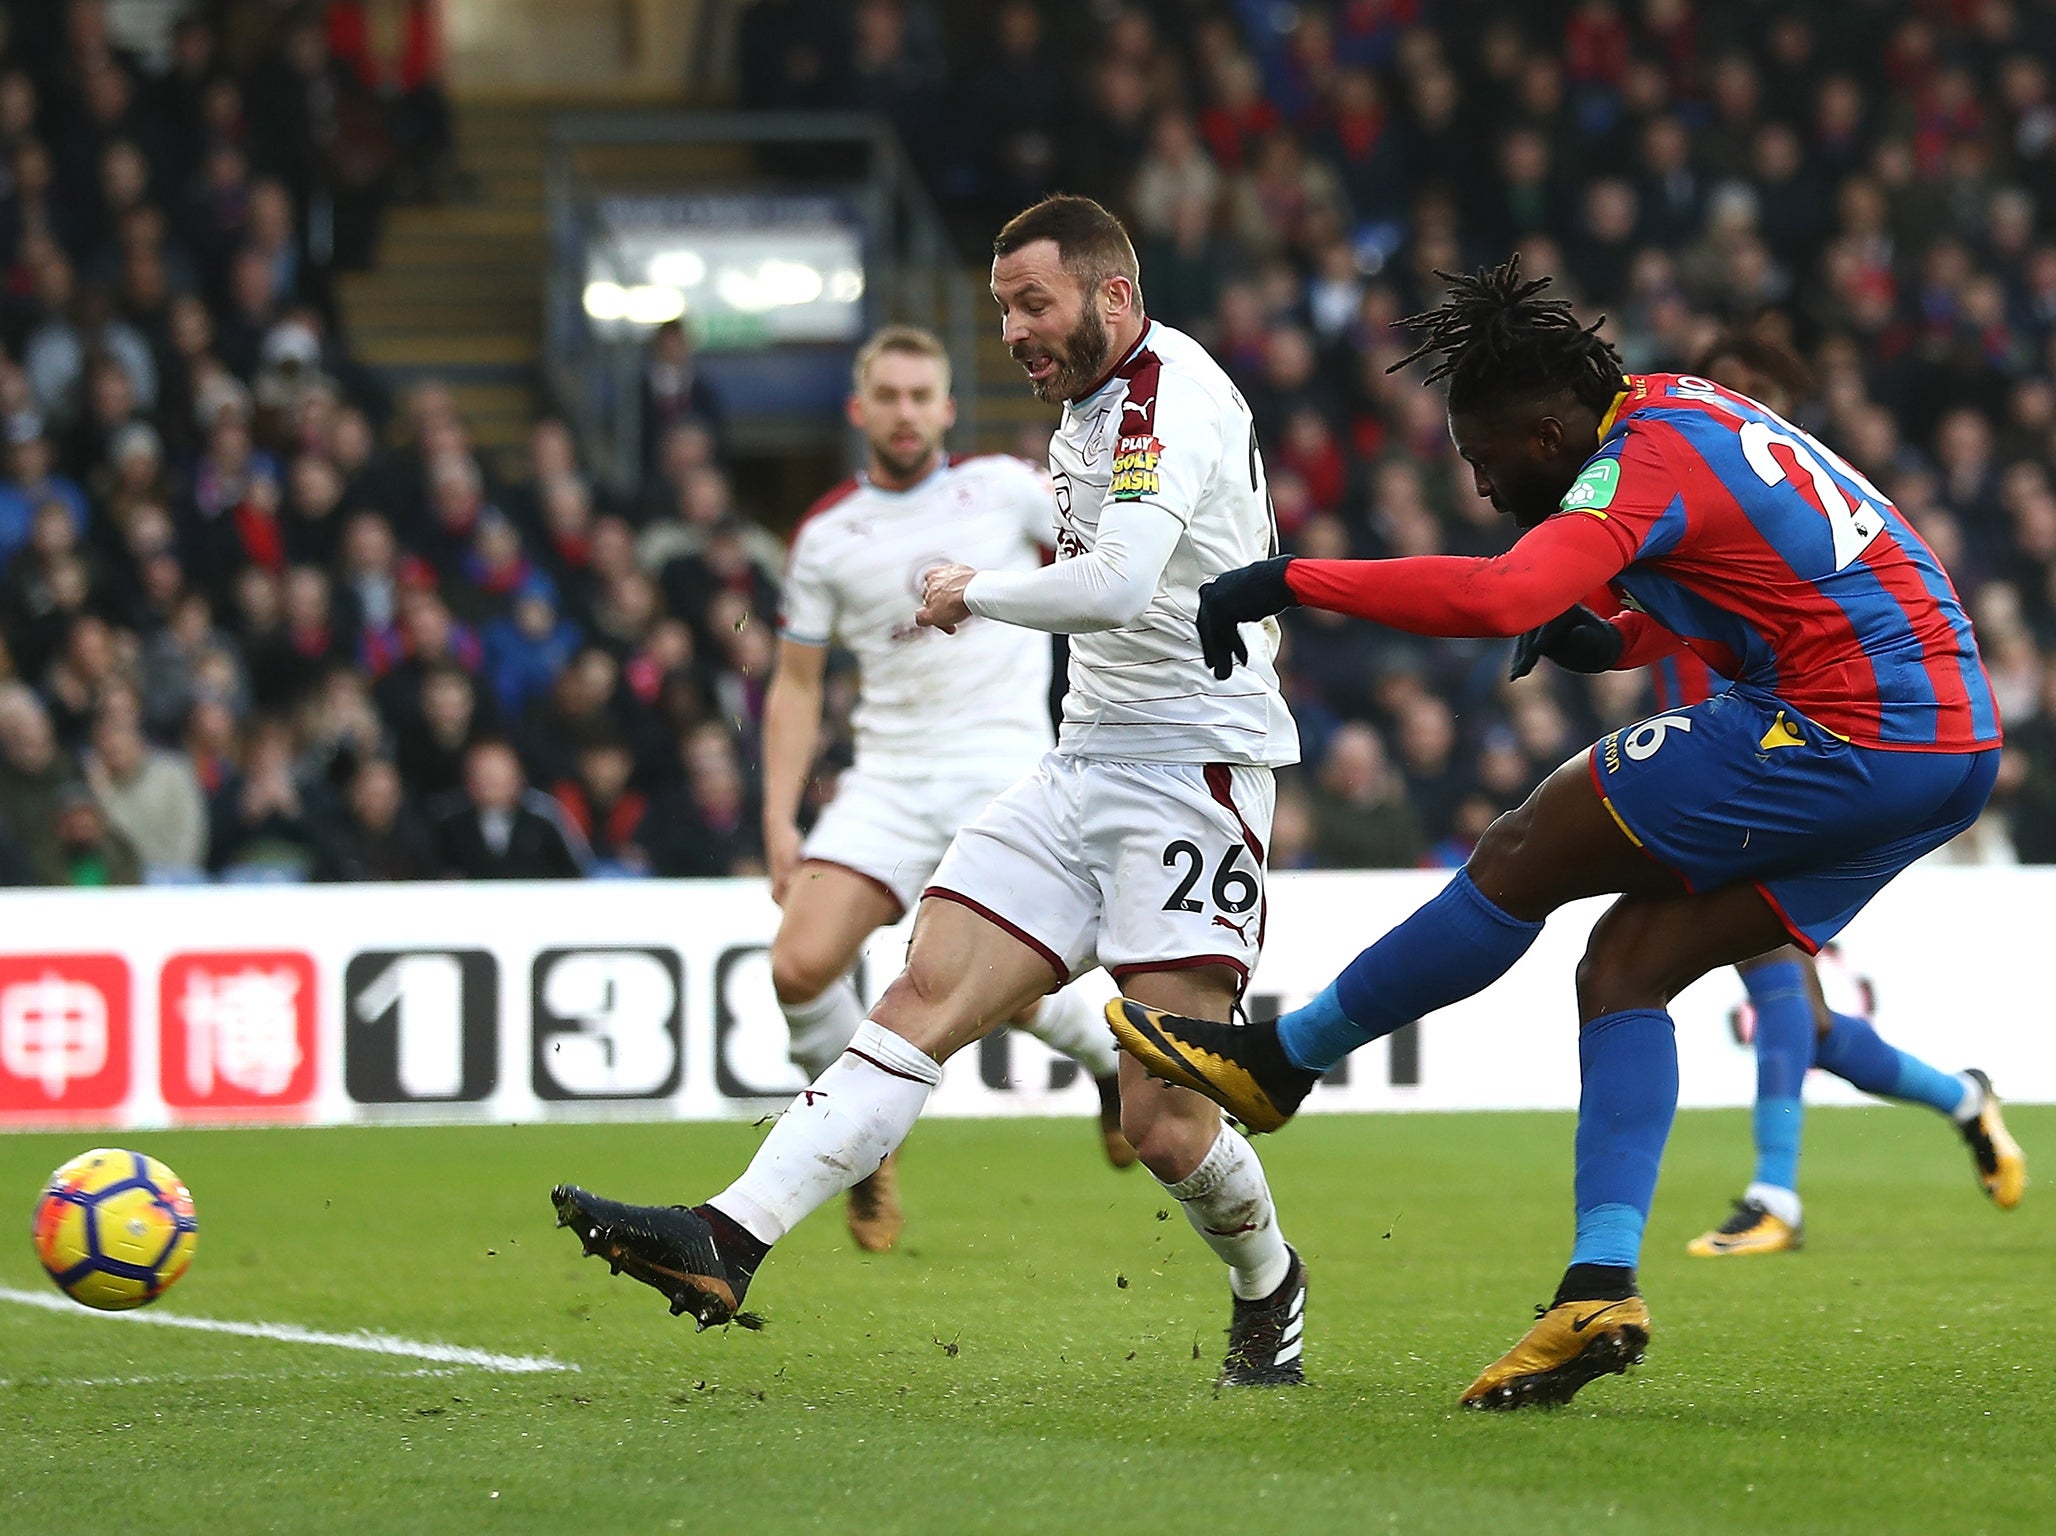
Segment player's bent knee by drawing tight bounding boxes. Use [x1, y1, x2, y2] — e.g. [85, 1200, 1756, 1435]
[1576, 907, 1679, 1015]
[865, 953, 970, 1060]
[1466, 801, 1538, 901]
[768, 942, 842, 1007]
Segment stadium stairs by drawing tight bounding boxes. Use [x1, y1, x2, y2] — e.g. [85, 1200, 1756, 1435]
[338, 97, 556, 465]
[341, 97, 1054, 467]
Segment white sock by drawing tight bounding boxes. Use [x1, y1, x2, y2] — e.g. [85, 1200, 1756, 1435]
[1019, 982, 1119, 1079]
[710, 1020, 940, 1245]
[1161, 1125, 1291, 1300]
[1950, 1072, 1984, 1124]
[1745, 1181, 1802, 1227]
[781, 974, 865, 1080]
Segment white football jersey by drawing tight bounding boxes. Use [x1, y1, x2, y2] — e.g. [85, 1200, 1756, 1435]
[780, 454, 1056, 777]
[1046, 320, 1300, 767]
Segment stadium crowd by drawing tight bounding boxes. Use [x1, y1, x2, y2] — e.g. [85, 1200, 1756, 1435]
[736, 0, 2056, 872]
[13, 0, 2056, 888]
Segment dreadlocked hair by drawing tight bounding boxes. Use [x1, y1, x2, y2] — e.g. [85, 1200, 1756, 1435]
[1389, 257, 1626, 415]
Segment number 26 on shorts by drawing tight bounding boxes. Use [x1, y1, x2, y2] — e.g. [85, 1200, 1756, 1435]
[1161, 840, 1259, 914]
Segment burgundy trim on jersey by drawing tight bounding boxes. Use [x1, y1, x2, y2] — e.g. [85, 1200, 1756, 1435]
[800, 858, 906, 921]
[1203, 762, 1268, 955]
[1070, 325, 1155, 405]
[845, 1046, 937, 1086]
[1112, 347, 1163, 443]
[790, 476, 861, 542]
[1751, 880, 1821, 955]
[921, 885, 1068, 991]
[1111, 954, 1251, 985]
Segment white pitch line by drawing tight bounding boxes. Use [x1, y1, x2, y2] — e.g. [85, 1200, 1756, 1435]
[3, 1366, 462, 1389]
[0, 1286, 577, 1374]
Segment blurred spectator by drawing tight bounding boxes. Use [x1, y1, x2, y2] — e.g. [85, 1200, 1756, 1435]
[314, 756, 435, 883]
[0, 684, 75, 880]
[639, 318, 724, 468]
[1308, 722, 1424, 869]
[52, 781, 140, 886]
[211, 718, 320, 881]
[483, 575, 581, 719]
[551, 734, 651, 876]
[84, 687, 206, 877]
[435, 738, 586, 879]
[394, 663, 489, 801]
[649, 725, 763, 877]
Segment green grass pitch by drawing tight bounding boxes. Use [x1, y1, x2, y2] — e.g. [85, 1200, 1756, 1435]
[0, 1107, 2050, 1535]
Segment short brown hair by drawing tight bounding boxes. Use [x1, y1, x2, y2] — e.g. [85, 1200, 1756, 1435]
[993, 194, 1143, 309]
[1690, 333, 1816, 405]
[852, 324, 951, 391]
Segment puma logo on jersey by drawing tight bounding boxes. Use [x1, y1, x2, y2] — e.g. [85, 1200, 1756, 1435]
[1212, 913, 1253, 941]
[1123, 394, 1154, 417]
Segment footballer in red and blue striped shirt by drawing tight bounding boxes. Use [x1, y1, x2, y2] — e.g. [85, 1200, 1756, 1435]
[1104, 261, 2019, 1413]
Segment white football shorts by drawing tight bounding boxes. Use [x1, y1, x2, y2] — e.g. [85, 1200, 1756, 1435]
[926, 752, 1275, 989]
[801, 768, 1031, 915]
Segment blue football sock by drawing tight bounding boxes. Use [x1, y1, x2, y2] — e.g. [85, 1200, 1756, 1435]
[1274, 870, 1544, 1072]
[1813, 1011, 1971, 1118]
[1569, 1009, 1679, 1269]
[1743, 960, 1814, 1193]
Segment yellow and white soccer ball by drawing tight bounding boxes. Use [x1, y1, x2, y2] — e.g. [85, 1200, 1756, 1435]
[31, 1148, 198, 1310]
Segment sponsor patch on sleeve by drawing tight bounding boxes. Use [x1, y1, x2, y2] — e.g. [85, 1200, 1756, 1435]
[1560, 457, 1620, 514]
[1109, 434, 1163, 501]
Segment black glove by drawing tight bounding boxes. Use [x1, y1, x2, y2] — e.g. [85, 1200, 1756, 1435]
[1197, 556, 1299, 679]
[1507, 604, 1624, 681]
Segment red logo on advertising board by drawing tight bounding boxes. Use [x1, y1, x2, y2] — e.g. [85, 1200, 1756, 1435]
[0, 955, 131, 1114]
[160, 951, 318, 1112]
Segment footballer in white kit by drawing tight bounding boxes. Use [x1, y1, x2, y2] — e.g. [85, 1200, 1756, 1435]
[761, 326, 1133, 1255]
[556, 197, 1310, 1387]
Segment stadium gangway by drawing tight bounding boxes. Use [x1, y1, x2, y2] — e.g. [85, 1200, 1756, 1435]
[544, 109, 978, 495]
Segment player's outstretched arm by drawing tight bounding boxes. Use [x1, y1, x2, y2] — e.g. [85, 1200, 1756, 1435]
[918, 497, 1183, 636]
[1196, 513, 1633, 676]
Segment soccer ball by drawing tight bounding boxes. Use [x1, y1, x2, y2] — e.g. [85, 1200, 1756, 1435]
[31, 1148, 198, 1310]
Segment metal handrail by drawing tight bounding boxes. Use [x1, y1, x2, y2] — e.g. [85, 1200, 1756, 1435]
[542, 110, 978, 494]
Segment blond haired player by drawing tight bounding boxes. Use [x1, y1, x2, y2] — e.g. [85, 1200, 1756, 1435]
[763, 324, 1135, 1253]
[557, 197, 1309, 1385]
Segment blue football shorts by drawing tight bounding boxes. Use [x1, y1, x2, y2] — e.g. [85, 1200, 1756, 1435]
[1586, 683, 1999, 950]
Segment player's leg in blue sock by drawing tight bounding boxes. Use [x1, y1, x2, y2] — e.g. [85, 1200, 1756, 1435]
[1741, 958, 1814, 1220]
[1813, 1011, 1976, 1120]
[1568, 1008, 1679, 1280]
[1274, 869, 1544, 1071]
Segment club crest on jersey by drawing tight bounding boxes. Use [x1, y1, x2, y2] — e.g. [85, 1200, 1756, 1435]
[1561, 459, 1620, 514]
[1110, 434, 1163, 501]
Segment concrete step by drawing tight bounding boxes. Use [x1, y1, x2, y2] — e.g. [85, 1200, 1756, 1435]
[381, 204, 547, 239]
[333, 269, 538, 306]
[450, 381, 537, 424]
[355, 331, 539, 368]
[358, 238, 542, 271]
[346, 297, 538, 336]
